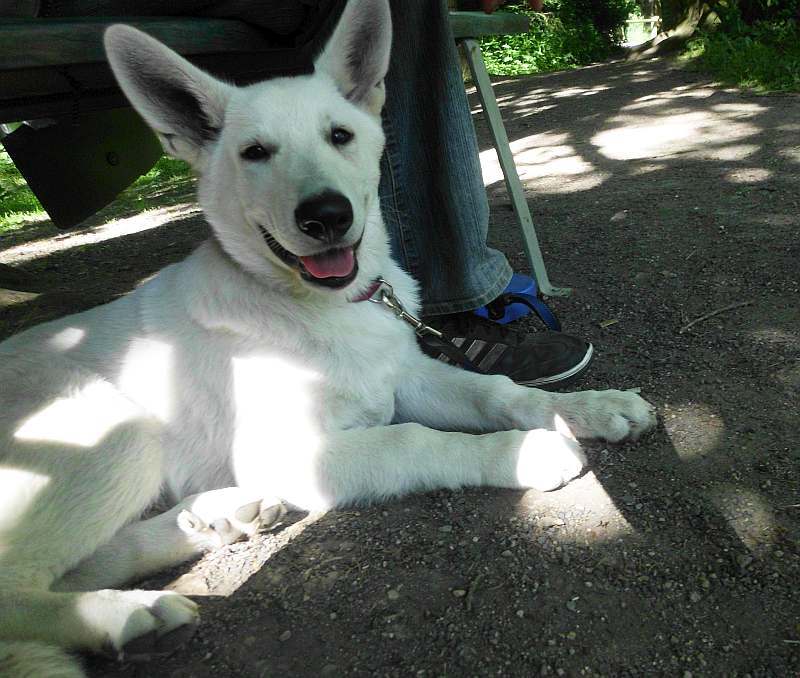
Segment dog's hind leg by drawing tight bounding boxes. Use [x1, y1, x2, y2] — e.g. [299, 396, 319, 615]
[0, 372, 198, 661]
[0, 640, 86, 678]
[54, 488, 286, 592]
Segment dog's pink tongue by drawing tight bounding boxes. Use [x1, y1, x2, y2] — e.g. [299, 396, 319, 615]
[300, 247, 355, 279]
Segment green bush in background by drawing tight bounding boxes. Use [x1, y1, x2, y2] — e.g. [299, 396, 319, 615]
[0, 149, 44, 231]
[684, 0, 800, 91]
[480, 0, 635, 76]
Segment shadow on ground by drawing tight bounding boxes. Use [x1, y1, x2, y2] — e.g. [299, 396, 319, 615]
[1, 57, 798, 676]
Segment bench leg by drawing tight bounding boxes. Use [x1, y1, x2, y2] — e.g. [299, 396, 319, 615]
[460, 38, 571, 297]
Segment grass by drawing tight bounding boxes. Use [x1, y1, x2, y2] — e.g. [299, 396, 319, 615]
[681, 17, 800, 92]
[0, 149, 45, 233]
[479, 6, 625, 76]
[0, 150, 194, 235]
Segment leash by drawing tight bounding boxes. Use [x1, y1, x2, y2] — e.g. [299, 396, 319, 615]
[358, 277, 483, 373]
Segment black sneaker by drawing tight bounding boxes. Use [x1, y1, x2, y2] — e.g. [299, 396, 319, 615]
[419, 312, 593, 388]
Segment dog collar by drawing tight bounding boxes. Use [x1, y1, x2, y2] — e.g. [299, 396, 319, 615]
[350, 278, 384, 303]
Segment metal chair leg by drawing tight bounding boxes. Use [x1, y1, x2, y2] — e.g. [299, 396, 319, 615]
[461, 37, 571, 297]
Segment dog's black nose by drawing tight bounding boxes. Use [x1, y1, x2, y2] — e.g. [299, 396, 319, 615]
[295, 192, 353, 242]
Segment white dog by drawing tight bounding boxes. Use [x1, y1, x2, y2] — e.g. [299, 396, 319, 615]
[0, 0, 655, 674]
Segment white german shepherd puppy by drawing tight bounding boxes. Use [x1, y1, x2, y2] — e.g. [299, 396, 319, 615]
[0, 0, 655, 674]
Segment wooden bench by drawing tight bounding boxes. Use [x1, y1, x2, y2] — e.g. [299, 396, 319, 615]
[450, 11, 569, 297]
[0, 11, 337, 227]
[0, 17, 320, 124]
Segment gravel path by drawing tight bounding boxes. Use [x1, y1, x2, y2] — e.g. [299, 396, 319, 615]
[2, 57, 798, 677]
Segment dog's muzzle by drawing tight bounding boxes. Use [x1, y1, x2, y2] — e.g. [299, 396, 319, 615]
[258, 224, 362, 289]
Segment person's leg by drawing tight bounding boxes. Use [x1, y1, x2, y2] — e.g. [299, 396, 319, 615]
[376, 0, 593, 388]
[379, 0, 512, 316]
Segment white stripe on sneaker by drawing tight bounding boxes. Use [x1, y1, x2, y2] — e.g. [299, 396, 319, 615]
[477, 343, 507, 371]
[517, 343, 594, 387]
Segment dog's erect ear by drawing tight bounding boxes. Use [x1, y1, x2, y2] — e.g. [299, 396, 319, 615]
[104, 25, 232, 167]
[314, 0, 392, 116]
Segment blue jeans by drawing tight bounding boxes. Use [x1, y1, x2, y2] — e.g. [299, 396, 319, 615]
[379, 0, 513, 316]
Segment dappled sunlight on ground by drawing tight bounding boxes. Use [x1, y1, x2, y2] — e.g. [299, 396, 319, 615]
[515, 470, 635, 543]
[707, 484, 777, 554]
[0, 202, 200, 265]
[480, 135, 609, 193]
[551, 85, 612, 99]
[166, 511, 323, 598]
[780, 146, 800, 162]
[725, 167, 773, 183]
[593, 110, 760, 161]
[661, 402, 725, 461]
[748, 327, 800, 350]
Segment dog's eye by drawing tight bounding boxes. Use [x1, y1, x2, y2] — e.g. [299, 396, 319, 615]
[331, 127, 353, 146]
[241, 144, 272, 162]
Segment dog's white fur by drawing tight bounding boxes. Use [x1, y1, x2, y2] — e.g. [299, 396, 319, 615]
[0, 1, 655, 674]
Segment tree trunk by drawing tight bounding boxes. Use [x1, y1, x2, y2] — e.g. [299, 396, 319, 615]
[626, 0, 719, 60]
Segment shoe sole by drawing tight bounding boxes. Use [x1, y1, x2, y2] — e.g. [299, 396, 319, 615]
[516, 342, 594, 389]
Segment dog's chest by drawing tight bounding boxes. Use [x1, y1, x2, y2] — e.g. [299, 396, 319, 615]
[212, 305, 414, 436]
[319, 336, 402, 429]
[309, 307, 414, 430]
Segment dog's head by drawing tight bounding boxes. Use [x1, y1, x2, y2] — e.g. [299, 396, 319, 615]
[104, 0, 392, 294]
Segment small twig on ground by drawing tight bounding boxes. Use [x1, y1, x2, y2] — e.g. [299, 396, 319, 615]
[679, 300, 754, 334]
[783, 639, 800, 644]
[767, 356, 800, 369]
[465, 573, 484, 612]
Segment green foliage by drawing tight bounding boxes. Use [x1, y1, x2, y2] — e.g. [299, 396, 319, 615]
[480, 1, 635, 76]
[735, 0, 800, 24]
[684, 1, 800, 91]
[0, 148, 44, 232]
[554, 0, 638, 37]
[0, 152, 193, 234]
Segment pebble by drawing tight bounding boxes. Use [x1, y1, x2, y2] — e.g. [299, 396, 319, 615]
[452, 589, 467, 598]
[279, 630, 292, 642]
[387, 589, 400, 600]
[502, 550, 513, 557]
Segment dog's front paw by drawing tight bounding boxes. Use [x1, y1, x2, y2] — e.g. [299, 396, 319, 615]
[516, 429, 587, 491]
[556, 390, 657, 443]
[176, 488, 287, 550]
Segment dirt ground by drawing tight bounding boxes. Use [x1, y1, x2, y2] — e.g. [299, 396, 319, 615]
[1, 58, 799, 677]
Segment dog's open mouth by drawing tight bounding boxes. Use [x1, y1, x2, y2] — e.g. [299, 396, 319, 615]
[258, 225, 360, 289]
